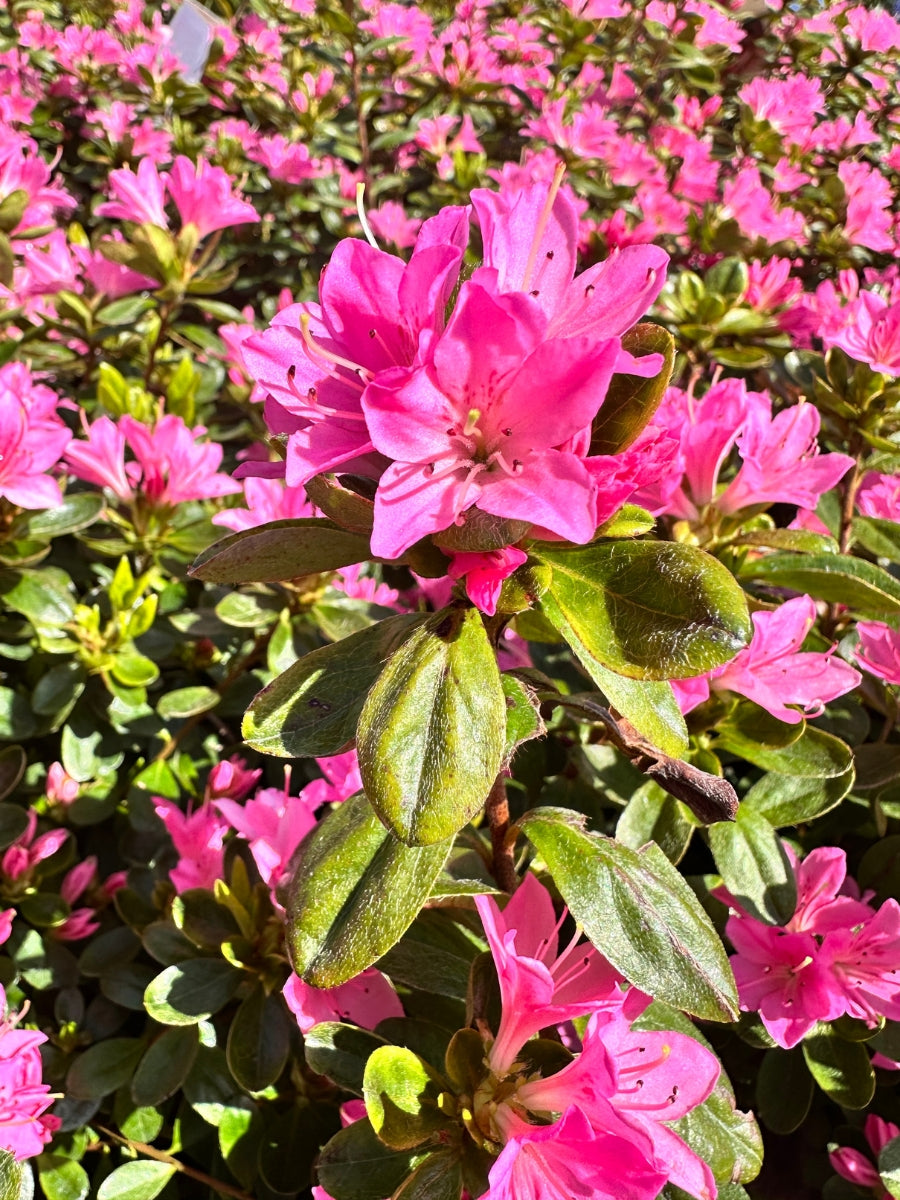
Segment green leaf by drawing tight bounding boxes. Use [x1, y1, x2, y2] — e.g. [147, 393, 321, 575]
[156, 686, 220, 720]
[189, 518, 372, 583]
[0, 1153, 29, 1200]
[96, 1161, 176, 1200]
[716, 720, 852, 777]
[589, 323, 676, 454]
[110, 649, 158, 688]
[36, 1156, 89, 1200]
[706, 257, 749, 300]
[501, 674, 545, 760]
[66, 1038, 145, 1100]
[26, 494, 104, 539]
[672, 1079, 763, 1185]
[31, 663, 86, 717]
[852, 517, 900, 561]
[756, 1047, 814, 1134]
[0, 567, 75, 625]
[0, 748, 25, 804]
[577, 662, 688, 758]
[616, 783, 694, 864]
[243, 613, 427, 758]
[357, 607, 506, 845]
[304, 1023, 388, 1095]
[143, 959, 242, 1025]
[879, 1135, 900, 1199]
[131, 1026, 199, 1106]
[520, 807, 738, 1020]
[286, 792, 451, 987]
[363, 1045, 450, 1150]
[802, 1028, 875, 1109]
[394, 1152, 463, 1200]
[708, 806, 796, 925]
[742, 553, 900, 614]
[226, 985, 291, 1091]
[538, 541, 751, 680]
[0, 690, 37, 741]
[737, 728, 855, 827]
[317, 1119, 425, 1200]
[0, 804, 29, 848]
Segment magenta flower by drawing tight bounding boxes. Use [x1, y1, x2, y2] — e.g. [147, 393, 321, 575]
[485, 1105, 667, 1200]
[448, 547, 528, 616]
[283, 968, 403, 1035]
[215, 783, 319, 889]
[784, 846, 875, 934]
[153, 799, 229, 893]
[474, 873, 625, 1074]
[856, 620, 900, 686]
[857, 471, 900, 521]
[0, 986, 60, 1160]
[301, 751, 363, 810]
[671, 596, 861, 724]
[212, 477, 315, 533]
[831, 1114, 899, 1194]
[827, 290, 900, 375]
[819, 901, 900, 1026]
[96, 157, 169, 227]
[205, 757, 262, 803]
[0, 364, 71, 511]
[240, 205, 469, 488]
[363, 281, 619, 558]
[164, 155, 258, 239]
[65, 414, 241, 509]
[1, 811, 68, 884]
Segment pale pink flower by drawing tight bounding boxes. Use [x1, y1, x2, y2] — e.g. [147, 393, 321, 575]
[856, 620, 900, 686]
[283, 968, 403, 1035]
[738, 74, 825, 146]
[0, 986, 60, 1159]
[153, 799, 229, 893]
[448, 547, 528, 616]
[845, 3, 900, 51]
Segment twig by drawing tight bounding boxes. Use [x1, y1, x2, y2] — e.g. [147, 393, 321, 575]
[485, 773, 518, 893]
[95, 1126, 253, 1200]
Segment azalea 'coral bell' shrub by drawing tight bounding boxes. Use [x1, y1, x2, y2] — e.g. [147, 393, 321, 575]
[8, 1, 900, 1199]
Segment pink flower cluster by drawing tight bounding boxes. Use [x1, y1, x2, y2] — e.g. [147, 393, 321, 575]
[473, 875, 721, 1200]
[0, 987, 60, 1160]
[0, 363, 71, 512]
[242, 178, 669, 605]
[719, 845, 900, 1049]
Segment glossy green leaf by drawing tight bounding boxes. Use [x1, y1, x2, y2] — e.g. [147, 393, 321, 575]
[131, 1026, 199, 1107]
[243, 613, 426, 758]
[27, 494, 104, 539]
[286, 792, 451, 987]
[716, 721, 852, 777]
[802, 1028, 875, 1109]
[189, 517, 372, 583]
[708, 806, 796, 925]
[742, 553, 900, 614]
[226, 985, 291, 1091]
[156, 685, 219, 719]
[589, 322, 676, 454]
[394, 1152, 463, 1200]
[671, 1078, 763, 1185]
[616, 783, 694, 864]
[0, 566, 75, 626]
[36, 1157, 89, 1200]
[357, 606, 506, 845]
[0, 749, 25, 804]
[538, 541, 751, 680]
[304, 1023, 388, 1095]
[0, 804, 29, 849]
[66, 1038, 145, 1100]
[0, 690, 36, 741]
[363, 1045, 449, 1150]
[565, 656, 688, 759]
[96, 1161, 176, 1200]
[520, 807, 738, 1020]
[756, 1047, 814, 1135]
[501, 674, 545, 760]
[879, 1136, 900, 1199]
[143, 959, 242, 1025]
[316, 1119, 425, 1200]
[736, 726, 855, 827]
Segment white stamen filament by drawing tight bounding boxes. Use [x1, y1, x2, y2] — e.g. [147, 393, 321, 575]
[356, 182, 380, 250]
[521, 161, 566, 291]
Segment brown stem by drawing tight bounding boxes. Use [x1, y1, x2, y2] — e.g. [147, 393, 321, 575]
[95, 1127, 253, 1200]
[838, 442, 864, 555]
[486, 773, 518, 894]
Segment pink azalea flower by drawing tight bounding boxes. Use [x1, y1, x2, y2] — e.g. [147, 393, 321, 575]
[857, 471, 900, 521]
[215, 782, 319, 889]
[671, 596, 861, 724]
[96, 157, 169, 227]
[448, 547, 528, 616]
[0, 986, 60, 1160]
[827, 290, 900, 375]
[164, 155, 258, 238]
[783, 846, 875, 933]
[363, 280, 620, 558]
[819, 900, 900, 1025]
[474, 873, 625, 1074]
[301, 751, 363, 810]
[365, 201, 422, 251]
[485, 1105, 668, 1200]
[212, 477, 315, 533]
[839, 160, 895, 254]
[856, 620, 900, 686]
[65, 414, 240, 508]
[831, 1114, 899, 1193]
[1, 811, 68, 883]
[240, 205, 469, 488]
[205, 757, 262, 803]
[153, 799, 229, 893]
[0, 363, 71, 511]
[282, 968, 403, 1035]
[0, 912, 14, 947]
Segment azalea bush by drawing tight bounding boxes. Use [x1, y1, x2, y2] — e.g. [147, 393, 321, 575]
[6, 0, 900, 1197]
